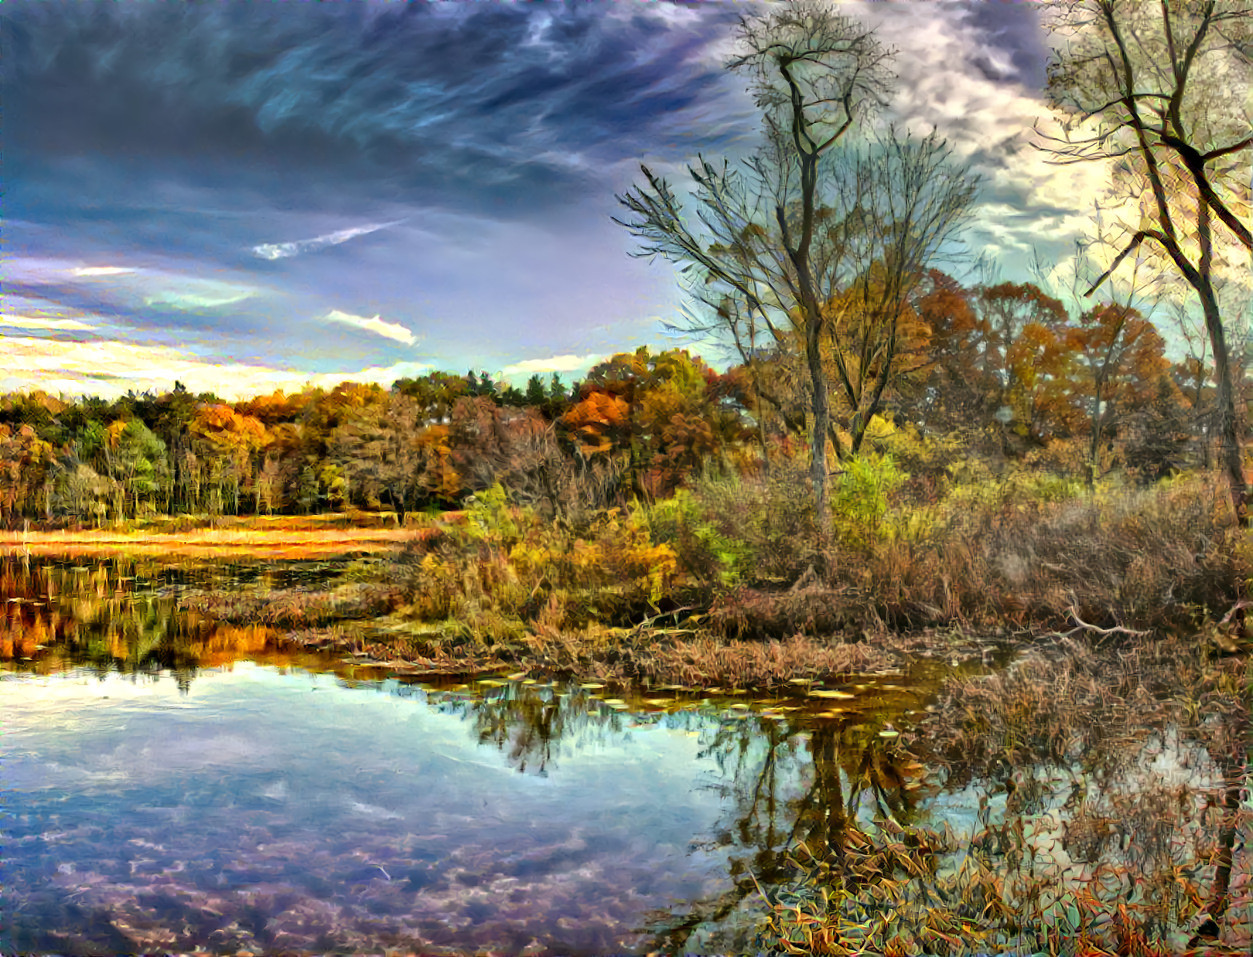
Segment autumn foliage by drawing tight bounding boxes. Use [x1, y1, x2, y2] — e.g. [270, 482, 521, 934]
[0, 274, 1241, 534]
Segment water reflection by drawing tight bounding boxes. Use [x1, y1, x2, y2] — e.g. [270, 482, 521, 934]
[1, 566, 934, 956]
[1, 557, 360, 683]
[3, 558, 1249, 953]
[4, 667, 737, 955]
[416, 676, 935, 951]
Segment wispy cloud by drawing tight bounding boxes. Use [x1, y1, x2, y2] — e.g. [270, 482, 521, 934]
[7, 257, 263, 318]
[502, 353, 602, 377]
[143, 282, 256, 310]
[252, 220, 406, 260]
[1, 313, 96, 333]
[71, 266, 136, 277]
[7, 3, 745, 217]
[323, 309, 416, 345]
[2, 336, 432, 400]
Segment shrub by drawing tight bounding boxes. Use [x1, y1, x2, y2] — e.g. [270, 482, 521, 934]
[830, 454, 906, 550]
[645, 466, 824, 590]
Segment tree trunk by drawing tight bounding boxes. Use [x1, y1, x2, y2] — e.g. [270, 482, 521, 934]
[1205, 737, 1247, 929]
[806, 316, 830, 526]
[1200, 285, 1248, 525]
[1088, 394, 1102, 489]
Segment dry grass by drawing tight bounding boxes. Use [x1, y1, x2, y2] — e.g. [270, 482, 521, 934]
[180, 582, 401, 627]
[922, 635, 1201, 784]
[755, 633, 1252, 956]
[640, 634, 895, 689]
[707, 585, 863, 641]
[896, 476, 1240, 634]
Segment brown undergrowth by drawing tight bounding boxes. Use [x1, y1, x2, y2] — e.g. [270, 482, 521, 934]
[682, 468, 1241, 638]
[299, 467, 1243, 687]
[637, 633, 895, 689]
[169, 468, 1244, 692]
[180, 582, 400, 627]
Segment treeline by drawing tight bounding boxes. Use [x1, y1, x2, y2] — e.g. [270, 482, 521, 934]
[0, 348, 747, 527]
[0, 273, 1245, 528]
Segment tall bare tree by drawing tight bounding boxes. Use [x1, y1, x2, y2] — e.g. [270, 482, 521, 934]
[615, 2, 977, 522]
[1040, 0, 1253, 520]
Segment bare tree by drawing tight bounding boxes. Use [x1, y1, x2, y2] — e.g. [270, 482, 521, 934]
[615, 2, 977, 522]
[1040, 0, 1253, 520]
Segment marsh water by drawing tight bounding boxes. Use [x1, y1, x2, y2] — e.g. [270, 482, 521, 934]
[2, 557, 1249, 955]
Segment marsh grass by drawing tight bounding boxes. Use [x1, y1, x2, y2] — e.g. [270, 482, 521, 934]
[180, 581, 400, 627]
[763, 472, 1233, 635]
[639, 634, 895, 689]
[317, 469, 1248, 689]
[751, 634, 1251, 955]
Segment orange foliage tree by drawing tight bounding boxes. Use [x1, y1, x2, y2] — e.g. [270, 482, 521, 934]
[188, 404, 268, 514]
[562, 347, 748, 499]
[0, 423, 54, 526]
[1069, 303, 1172, 482]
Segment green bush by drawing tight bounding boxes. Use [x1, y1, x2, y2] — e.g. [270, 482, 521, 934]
[643, 467, 823, 589]
[831, 454, 906, 550]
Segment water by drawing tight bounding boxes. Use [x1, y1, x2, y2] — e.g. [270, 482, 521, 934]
[0, 558, 915, 954]
[3, 557, 1249, 955]
[3, 666, 766, 954]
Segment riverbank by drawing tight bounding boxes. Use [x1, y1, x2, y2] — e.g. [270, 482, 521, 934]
[96, 468, 1237, 689]
[0, 513, 432, 560]
[7, 469, 1250, 692]
[318, 471, 1252, 684]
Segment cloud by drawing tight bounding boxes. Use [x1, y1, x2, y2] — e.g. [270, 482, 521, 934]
[253, 220, 406, 260]
[71, 266, 136, 277]
[322, 309, 416, 345]
[1, 313, 95, 333]
[842, 2, 1117, 278]
[502, 353, 603, 377]
[143, 283, 256, 311]
[4, 2, 748, 217]
[6, 256, 263, 320]
[1, 336, 432, 401]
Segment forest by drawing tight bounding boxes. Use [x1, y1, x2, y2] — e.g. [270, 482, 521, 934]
[0, 275, 1234, 529]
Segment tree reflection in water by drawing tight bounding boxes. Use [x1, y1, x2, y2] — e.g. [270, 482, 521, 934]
[648, 712, 931, 952]
[444, 657, 1249, 955]
[1, 557, 350, 686]
[437, 676, 930, 953]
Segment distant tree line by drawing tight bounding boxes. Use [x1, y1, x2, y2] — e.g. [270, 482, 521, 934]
[0, 350, 744, 527]
[1, 276, 1247, 529]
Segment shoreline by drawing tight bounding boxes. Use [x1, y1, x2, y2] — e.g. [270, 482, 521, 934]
[0, 525, 421, 560]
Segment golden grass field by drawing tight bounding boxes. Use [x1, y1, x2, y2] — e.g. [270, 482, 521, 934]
[0, 514, 426, 559]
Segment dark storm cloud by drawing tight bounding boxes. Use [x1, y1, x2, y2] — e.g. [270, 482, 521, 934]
[2, 1, 748, 217]
[959, 0, 1051, 90]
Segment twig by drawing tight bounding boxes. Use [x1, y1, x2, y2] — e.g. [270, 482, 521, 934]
[1067, 605, 1149, 638]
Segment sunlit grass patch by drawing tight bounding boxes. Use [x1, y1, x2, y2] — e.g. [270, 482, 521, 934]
[0, 524, 419, 560]
[180, 582, 400, 627]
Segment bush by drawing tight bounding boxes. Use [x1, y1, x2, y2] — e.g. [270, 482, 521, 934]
[644, 466, 824, 590]
[831, 454, 906, 550]
[393, 491, 681, 656]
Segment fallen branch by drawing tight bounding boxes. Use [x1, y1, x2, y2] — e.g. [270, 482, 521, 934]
[1067, 605, 1149, 639]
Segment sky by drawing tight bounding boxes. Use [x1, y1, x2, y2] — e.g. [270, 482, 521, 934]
[2, 0, 1115, 401]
